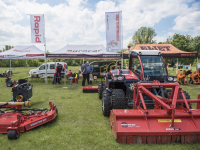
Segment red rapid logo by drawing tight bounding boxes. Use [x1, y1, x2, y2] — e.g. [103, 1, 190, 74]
[33, 16, 42, 43]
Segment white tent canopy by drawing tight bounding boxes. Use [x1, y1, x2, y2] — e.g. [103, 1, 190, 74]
[0, 45, 45, 59]
[52, 44, 107, 54]
[47, 44, 121, 59]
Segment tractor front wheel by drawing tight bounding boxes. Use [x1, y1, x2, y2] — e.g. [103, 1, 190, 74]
[164, 89, 192, 109]
[111, 89, 127, 109]
[102, 90, 111, 117]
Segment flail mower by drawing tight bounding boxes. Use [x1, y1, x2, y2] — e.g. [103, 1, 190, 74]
[0, 101, 58, 140]
[176, 69, 192, 85]
[110, 81, 200, 144]
[189, 68, 200, 84]
[99, 50, 197, 143]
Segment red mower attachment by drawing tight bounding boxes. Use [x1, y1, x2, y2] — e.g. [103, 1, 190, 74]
[0, 101, 57, 140]
[110, 81, 200, 144]
[82, 86, 98, 93]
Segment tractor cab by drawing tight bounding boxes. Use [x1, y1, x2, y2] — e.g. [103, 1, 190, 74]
[129, 50, 176, 82]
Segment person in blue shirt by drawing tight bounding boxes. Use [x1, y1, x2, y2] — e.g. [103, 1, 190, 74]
[86, 61, 93, 85]
[81, 61, 87, 86]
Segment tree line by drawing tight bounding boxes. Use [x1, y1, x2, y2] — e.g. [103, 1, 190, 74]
[0, 27, 199, 67]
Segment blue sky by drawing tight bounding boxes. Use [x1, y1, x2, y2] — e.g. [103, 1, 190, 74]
[0, 0, 199, 52]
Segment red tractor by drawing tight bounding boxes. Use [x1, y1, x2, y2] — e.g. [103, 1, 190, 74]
[99, 50, 191, 116]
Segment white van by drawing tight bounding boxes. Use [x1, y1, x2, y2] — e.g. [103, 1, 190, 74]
[29, 62, 68, 77]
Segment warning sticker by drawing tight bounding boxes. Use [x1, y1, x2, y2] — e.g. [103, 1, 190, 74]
[166, 128, 181, 130]
[158, 119, 181, 122]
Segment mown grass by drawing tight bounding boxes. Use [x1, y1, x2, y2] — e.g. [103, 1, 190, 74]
[0, 66, 199, 150]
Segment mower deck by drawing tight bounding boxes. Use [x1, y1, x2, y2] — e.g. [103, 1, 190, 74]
[0, 101, 57, 139]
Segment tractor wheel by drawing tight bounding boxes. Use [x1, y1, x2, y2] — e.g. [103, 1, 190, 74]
[111, 89, 127, 109]
[6, 81, 12, 87]
[7, 130, 19, 140]
[164, 89, 192, 109]
[98, 82, 103, 99]
[102, 89, 111, 117]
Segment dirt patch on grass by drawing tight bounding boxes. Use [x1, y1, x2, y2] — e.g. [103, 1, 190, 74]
[56, 105, 63, 108]
[12, 72, 21, 74]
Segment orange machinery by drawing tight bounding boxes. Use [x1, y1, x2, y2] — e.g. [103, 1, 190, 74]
[176, 69, 192, 85]
[189, 68, 200, 84]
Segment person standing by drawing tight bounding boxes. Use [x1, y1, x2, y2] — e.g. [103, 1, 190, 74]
[86, 61, 93, 85]
[56, 63, 62, 81]
[81, 61, 87, 86]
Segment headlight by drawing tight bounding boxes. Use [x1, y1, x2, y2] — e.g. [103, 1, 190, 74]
[167, 77, 173, 81]
[174, 78, 177, 81]
[117, 76, 123, 80]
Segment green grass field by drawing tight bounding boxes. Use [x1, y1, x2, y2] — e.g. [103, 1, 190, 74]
[0, 66, 200, 150]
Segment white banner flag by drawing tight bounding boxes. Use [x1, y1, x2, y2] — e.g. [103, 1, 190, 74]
[105, 12, 122, 52]
[30, 15, 44, 43]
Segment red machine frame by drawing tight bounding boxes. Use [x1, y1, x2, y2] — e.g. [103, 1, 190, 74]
[110, 81, 200, 143]
[0, 101, 57, 139]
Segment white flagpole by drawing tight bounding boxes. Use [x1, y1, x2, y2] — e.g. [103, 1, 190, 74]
[121, 11, 123, 69]
[10, 59, 11, 76]
[43, 14, 48, 84]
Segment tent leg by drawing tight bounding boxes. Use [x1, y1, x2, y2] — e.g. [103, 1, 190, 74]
[10, 59, 11, 76]
[197, 57, 198, 69]
[176, 58, 178, 74]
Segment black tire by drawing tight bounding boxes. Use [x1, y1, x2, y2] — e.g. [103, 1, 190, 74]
[189, 78, 193, 84]
[102, 89, 111, 117]
[111, 89, 127, 109]
[54, 107, 58, 114]
[7, 130, 19, 140]
[164, 89, 191, 109]
[98, 82, 103, 99]
[6, 81, 12, 87]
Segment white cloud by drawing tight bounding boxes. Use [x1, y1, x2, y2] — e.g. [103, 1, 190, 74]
[0, 0, 199, 52]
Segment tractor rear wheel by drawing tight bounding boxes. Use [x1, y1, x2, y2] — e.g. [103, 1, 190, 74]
[164, 89, 192, 109]
[98, 82, 103, 99]
[111, 89, 127, 109]
[102, 90, 111, 116]
[7, 130, 19, 140]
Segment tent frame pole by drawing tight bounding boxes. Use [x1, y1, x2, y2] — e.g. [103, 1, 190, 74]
[44, 14, 48, 84]
[121, 11, 123, 69]
[10, 59, 11, 76]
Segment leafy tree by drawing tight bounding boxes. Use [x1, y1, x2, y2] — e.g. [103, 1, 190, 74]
[191, 36, 200, 58]
[170, 34, 194, 65]
[131, 27, 157, 45]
